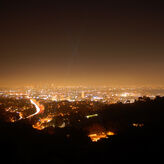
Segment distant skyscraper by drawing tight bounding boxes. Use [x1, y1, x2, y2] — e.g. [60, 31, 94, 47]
[81, 91, 85, 99]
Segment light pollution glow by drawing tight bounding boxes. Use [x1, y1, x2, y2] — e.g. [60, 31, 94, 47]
[0, 1, 164, 88]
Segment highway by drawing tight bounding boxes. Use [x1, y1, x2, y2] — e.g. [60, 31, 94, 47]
[27, 99, 44, 118]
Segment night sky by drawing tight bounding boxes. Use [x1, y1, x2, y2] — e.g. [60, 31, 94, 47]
[0, 0, 164, 87]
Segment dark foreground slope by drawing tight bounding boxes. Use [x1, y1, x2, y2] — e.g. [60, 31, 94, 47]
[0, 97, 164, 163]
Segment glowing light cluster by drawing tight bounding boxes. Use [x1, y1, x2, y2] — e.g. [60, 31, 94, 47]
[32, 117, 53, 130]
[132, 123, 144, 127]
[121, 92, 129, 97]
[88, 131, 115, 142]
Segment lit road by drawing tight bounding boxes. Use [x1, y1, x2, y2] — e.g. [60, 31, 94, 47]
[27, 99, 44, 118]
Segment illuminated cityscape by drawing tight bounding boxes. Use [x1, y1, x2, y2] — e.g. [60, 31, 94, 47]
[1, 86, 164, 133]
[1, 85, 164, 103]
[1, 0, 164, 163]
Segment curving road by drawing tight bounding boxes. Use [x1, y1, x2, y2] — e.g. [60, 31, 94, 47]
[27, 99, 44, 118]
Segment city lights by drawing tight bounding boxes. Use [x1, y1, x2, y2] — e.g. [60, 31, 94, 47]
[88, 131, 115, 142]
[0, 86, 164, 137]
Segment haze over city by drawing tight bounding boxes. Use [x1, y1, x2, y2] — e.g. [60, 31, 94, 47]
[0, 0, 164, 87]
[0, 1, 164, 163]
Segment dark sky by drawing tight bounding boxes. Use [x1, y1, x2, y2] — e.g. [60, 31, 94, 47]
[0, 0, 164, 87]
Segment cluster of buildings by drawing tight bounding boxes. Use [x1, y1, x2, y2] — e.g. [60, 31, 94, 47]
[1, 86, 164, 104]
[1, 85, 160, 142]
